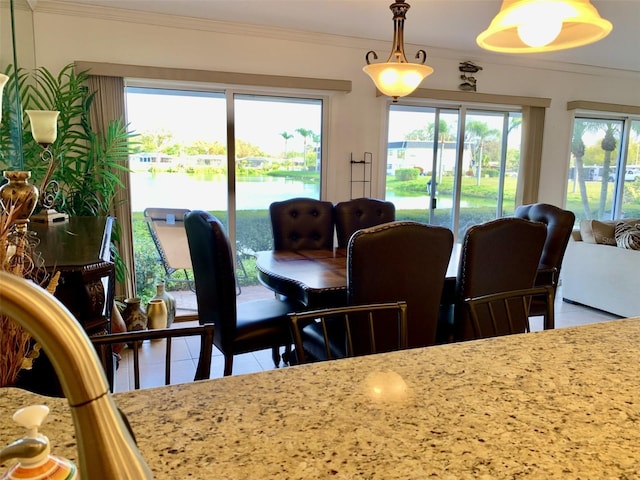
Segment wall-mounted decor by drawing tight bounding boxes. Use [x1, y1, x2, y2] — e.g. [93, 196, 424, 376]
[458, 61, 483, 92]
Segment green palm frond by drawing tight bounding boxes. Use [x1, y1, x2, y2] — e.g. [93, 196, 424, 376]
[1, 63, 137, 283]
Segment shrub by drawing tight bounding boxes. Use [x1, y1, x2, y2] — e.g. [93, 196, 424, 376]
[395, 168, 420, 181]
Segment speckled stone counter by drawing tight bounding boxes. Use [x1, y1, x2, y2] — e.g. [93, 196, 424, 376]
[2, 318, 640, 479]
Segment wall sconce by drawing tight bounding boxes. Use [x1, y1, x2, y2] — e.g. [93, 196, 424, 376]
[363, 0, 434, 102]
[477, 0, 612, 53]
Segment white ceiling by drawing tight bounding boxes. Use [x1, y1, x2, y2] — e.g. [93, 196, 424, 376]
[37, 0, 640, 73]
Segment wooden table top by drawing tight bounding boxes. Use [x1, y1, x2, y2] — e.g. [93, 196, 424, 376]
[256, 245, 460, 308]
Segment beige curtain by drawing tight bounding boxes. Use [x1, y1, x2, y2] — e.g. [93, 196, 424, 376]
[86, 74, 136, 300]
[517, 105, 546, 206]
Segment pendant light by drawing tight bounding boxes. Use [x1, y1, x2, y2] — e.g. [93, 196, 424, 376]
[363, 1, 434, 102]
[477, 0, 612, 53]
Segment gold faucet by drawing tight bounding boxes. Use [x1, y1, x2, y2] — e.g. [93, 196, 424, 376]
[0, 272, 153, 478]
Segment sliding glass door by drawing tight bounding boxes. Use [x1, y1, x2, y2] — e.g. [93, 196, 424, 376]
[386, 103, 522, 240]
[566, 114, 640, 222]
[125, 86, 324, 302]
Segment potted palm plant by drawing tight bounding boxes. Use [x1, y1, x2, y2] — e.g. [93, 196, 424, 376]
[0, 63, 136, 281]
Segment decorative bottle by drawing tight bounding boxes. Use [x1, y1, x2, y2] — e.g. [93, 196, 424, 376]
[0, 171, 39, 232]
[122, 297, 147, 332]
[146, 299, 168, 330]
[150, 282, 176, 327]
[0, 405, 78, 480]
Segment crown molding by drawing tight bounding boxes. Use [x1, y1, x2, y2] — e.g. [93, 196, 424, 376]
[32, 0, 640, 80]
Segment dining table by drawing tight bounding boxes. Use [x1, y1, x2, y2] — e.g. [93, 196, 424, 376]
[1, 317, 638, 478]
[256, 244, 557, 330]
[256, 244, 461, 309]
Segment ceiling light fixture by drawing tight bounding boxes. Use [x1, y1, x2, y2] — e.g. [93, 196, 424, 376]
[363, 1, 434, 102]
[476, 0, 612, 53]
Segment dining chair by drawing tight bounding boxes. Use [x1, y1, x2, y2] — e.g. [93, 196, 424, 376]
[348, 220, 454, 348]
[289, 301, 408, 364]
[514, 203, 575, 329]
[269, 197, 335, 250]
[184, 210, 299, 376]
[334, 197, 396, 248]
[452, 217, 547, 342]
[91, 323, 215, 391]
[465, 286, 554, 339]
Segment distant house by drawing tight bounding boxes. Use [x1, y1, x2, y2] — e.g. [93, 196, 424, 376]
[387, 140, 472, 176]
[130, 152, 228, 170]
[239, 156, 274, 168]
[130, 152, 176, 171]
[192, 154, 226, 168]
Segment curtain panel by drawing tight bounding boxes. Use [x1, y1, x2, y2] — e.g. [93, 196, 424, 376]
[86, 74, 136, 300]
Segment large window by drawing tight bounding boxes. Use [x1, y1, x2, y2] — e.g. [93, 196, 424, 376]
[125, 85, 325, 302]
[566, 113, 640, 222]
[386, 103, 522, 240]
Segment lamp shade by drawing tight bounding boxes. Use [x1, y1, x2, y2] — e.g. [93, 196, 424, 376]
[25, 110, 60, 145]
[363, 62, 434, 99]
[477, 0, 612, 53]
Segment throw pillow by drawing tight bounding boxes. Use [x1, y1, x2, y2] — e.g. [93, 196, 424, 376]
[615, 222, 640, 250]
[580, 220, 616, 245]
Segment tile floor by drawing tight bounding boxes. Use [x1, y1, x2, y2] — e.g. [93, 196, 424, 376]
[114, 284, 622, 393]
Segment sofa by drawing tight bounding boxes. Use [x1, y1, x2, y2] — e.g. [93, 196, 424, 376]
[561, 218, 640, 318]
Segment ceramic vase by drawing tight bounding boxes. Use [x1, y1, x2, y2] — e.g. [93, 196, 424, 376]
[146, 299, 168, 330]
[150, 282, 176, 327]
[110, 302, 128, 355]
[122, 297, 147, 332]
[0, 171, 39, 232]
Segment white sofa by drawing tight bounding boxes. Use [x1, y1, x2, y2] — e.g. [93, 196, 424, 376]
[561, 219, 640, 318]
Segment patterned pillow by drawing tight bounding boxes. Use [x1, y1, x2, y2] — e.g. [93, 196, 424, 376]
[580, 219, 616, 245]
[614, 222, 640, 250]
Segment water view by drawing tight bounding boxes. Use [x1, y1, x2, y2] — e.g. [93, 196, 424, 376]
[129, 172, 437, 212]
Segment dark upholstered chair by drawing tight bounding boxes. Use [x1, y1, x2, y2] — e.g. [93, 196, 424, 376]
[269, 197, 335, 250]
[348, 221, 454, 348]
[184, 211, 298, 376]
[514, 203, 575, 328]
[452, 217, 547, 341]
[289, 301, 408, 364]
[464, 286, 554, 339]
[91, 324, 215, 391]
[334, 198, 396, 247]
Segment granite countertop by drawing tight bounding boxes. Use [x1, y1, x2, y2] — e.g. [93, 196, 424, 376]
[2, 318, 640, 478]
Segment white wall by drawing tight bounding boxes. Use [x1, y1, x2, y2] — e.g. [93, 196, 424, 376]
[24, 5, 640, 205]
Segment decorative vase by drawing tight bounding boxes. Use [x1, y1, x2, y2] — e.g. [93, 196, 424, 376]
[146, 299, 168, 330]
[150, 282, 176, 327]
[0, 171, 39, 232]
[122, 297, 147, 332]
[110, 302, 128, 355]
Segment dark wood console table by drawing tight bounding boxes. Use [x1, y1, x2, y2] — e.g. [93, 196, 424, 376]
[16, 216, 116, 396]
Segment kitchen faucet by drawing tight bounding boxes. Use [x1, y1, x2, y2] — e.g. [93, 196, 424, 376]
[0, 272, 153, 478]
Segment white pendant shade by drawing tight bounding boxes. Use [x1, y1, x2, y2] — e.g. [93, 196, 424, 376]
[26, 110, 60, 145]
[477, 0, 612, 53]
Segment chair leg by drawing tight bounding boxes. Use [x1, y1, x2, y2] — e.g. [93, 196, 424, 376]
[271, 346, 281, 368]
[223, 355, 233, 376]
[281, 344, 292, 365]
